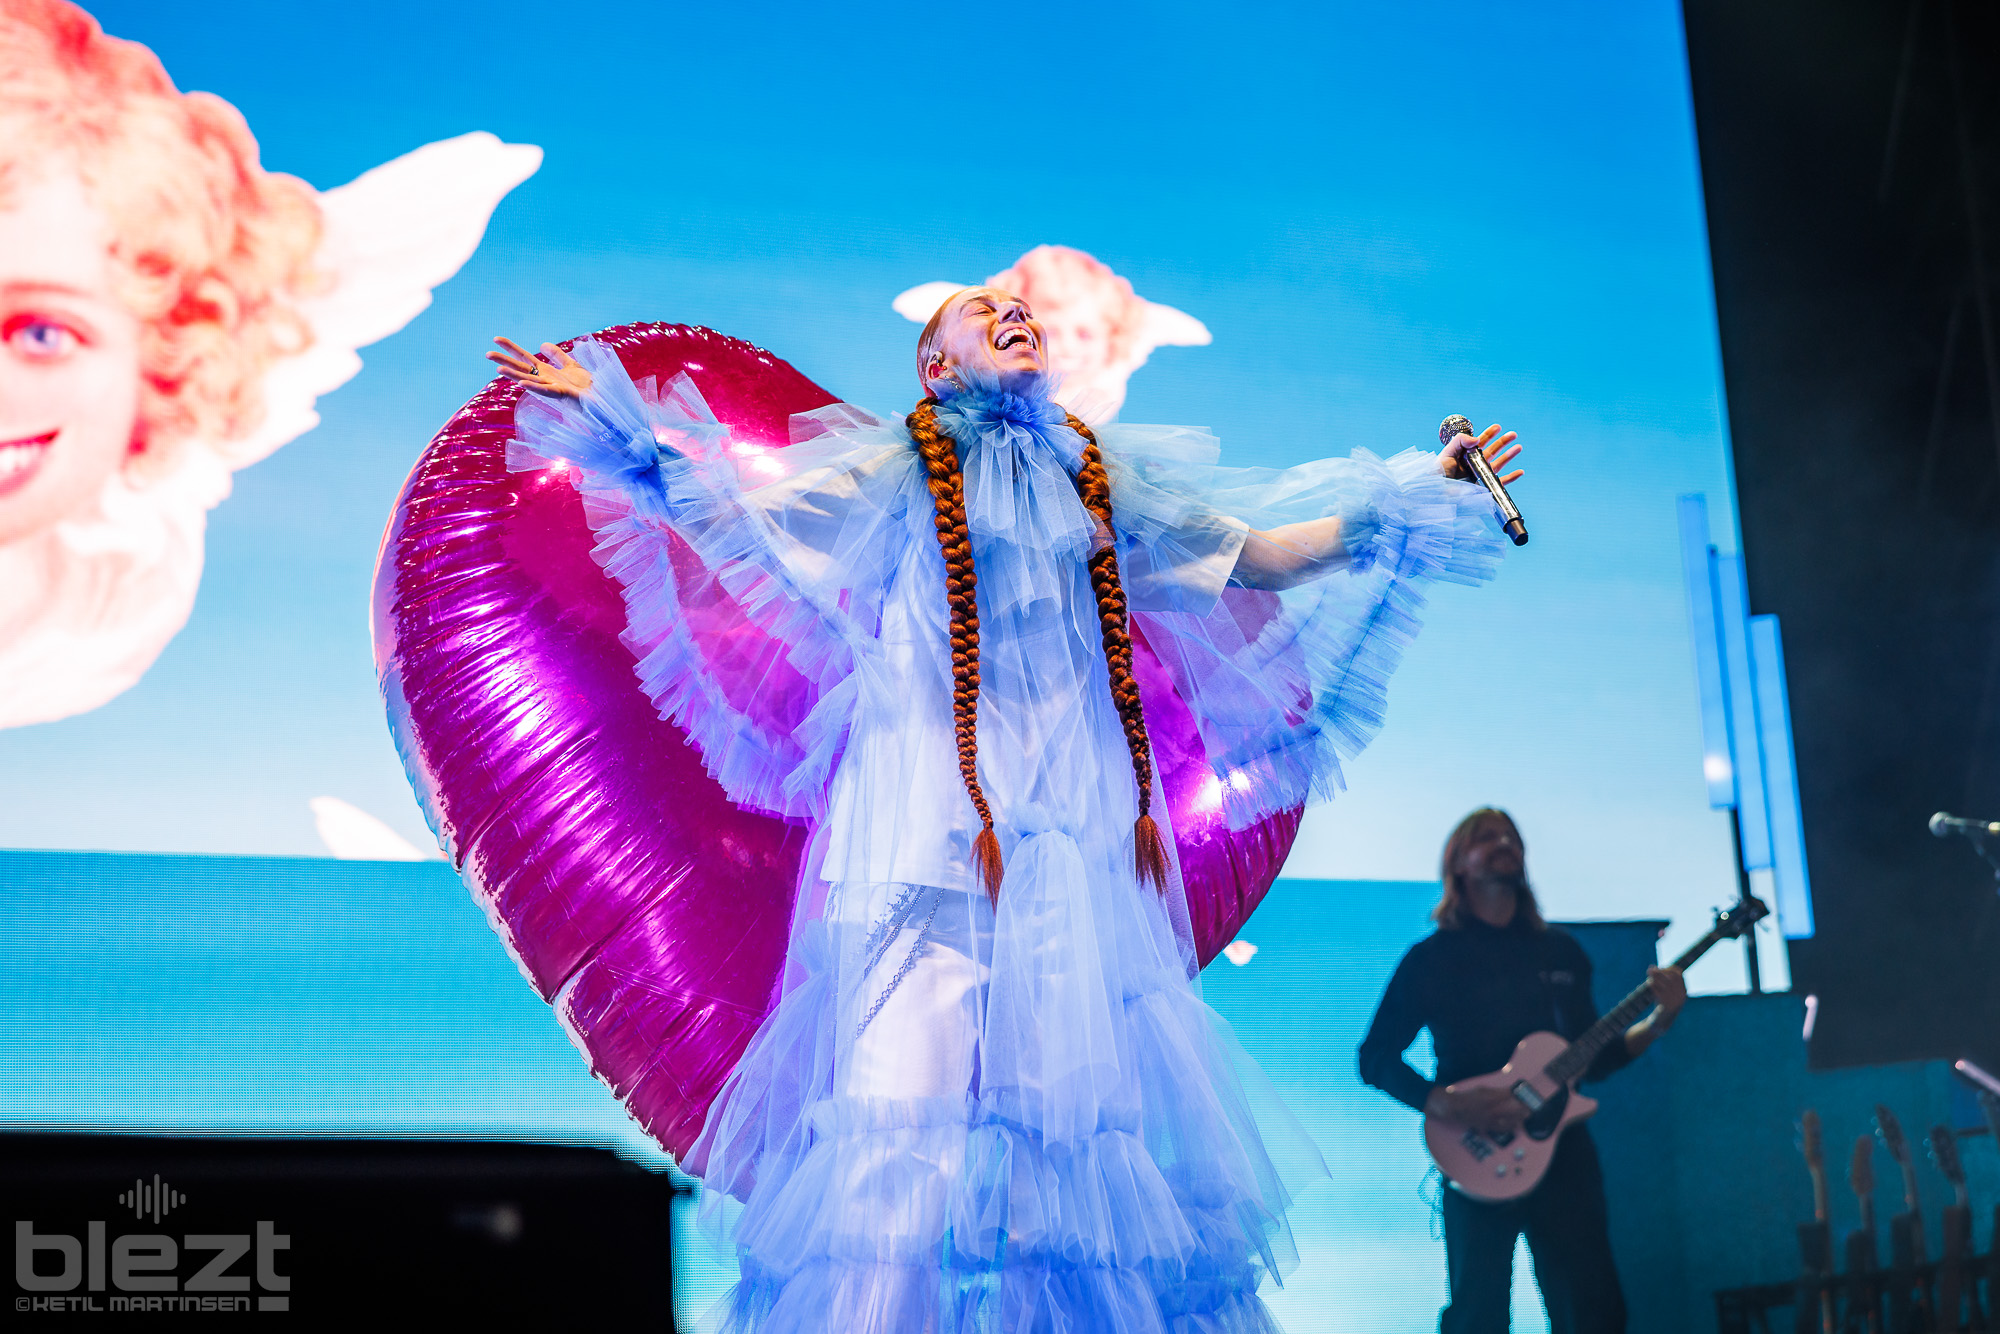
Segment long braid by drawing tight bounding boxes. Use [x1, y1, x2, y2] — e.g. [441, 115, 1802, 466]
[1065, 414, 1173, 891]
[908, 398, 1006, 902]
[903, 393, 1175, 900]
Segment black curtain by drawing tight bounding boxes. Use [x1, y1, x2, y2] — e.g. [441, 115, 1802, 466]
[1682, 0, 2000, 1069]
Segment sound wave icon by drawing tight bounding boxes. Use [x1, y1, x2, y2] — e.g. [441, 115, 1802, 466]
[118, 1175, 185, 1223]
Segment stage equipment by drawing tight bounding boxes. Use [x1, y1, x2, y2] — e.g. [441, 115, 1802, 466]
[1956, 1060, 2000, 1100]
[1846, 1134, 1883, 1334]
[1930, 814, 2000, 886]
[1874, 1106, 1936, 1331]
[1713, 1109, 1995, 1332]
[1796, 1110, 1836, 1334]
[1927, 1123, 1982, 1330]
[1424, 897, 1766, 1200]
[1439, 414, 1527, 545]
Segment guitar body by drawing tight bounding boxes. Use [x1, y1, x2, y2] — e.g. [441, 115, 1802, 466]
[1424, 1031, 1599, 1202]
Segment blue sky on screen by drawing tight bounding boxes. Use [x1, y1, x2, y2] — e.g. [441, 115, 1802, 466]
[0, 0, 1783, 989]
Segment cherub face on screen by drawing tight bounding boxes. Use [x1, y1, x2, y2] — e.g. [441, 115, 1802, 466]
[0, 169, 142, 545]
[894, 245, 1212, 424]
[0, 0, 539, 729]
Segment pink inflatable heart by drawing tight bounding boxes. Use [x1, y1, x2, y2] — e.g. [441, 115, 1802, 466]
[372, 323, 1301, 1161]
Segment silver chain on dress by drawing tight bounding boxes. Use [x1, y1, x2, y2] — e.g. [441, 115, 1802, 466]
[853, 884, 942, 1040]
[854, 883, 924, 978]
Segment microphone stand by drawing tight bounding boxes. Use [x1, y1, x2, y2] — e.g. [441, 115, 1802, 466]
[1966, 830, 2000, 887]
[1930, 815, 2000, 893]
[1731, 807, 1762, 994]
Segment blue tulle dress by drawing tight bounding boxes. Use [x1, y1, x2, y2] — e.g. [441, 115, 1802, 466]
[510, 342, 1504, 1333]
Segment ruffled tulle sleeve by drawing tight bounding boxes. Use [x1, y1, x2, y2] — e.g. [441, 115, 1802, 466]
[508, 338, 923, 819]
[1096, 421, 1505, 827]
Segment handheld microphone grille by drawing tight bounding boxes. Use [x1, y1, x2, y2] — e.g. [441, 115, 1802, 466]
[1438, 414, 1528, 546]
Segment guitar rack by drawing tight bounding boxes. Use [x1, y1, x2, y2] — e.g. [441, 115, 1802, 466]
[1714, 1248, 1997, 1333]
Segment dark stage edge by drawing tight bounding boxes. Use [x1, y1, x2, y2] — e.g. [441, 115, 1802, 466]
[6, 1131, 680, 1323]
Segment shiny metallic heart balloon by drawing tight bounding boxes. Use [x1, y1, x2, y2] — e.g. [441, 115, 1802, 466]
[373, 323, 1301, 1161]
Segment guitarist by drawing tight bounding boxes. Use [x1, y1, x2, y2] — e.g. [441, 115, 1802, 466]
[1359, 807, 1687, 1334]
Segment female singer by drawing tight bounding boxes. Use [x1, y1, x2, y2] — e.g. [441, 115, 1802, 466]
[490, 286, 1521, 1332]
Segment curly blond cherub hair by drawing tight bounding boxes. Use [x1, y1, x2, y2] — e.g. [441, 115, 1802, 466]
[0, 0, 322, 478]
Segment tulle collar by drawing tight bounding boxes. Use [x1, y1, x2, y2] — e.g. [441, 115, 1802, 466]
[922, 369, 1096, 611]
[930, 369, 1084, 473]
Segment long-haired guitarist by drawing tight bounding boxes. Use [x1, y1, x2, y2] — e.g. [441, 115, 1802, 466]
[1358, 807, 1687, 1334]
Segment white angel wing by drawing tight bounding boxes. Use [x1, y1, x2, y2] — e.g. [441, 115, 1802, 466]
[1136, 299, 1211, 351]
[310, 796, 433, 861]
[225, 132, 543, 468]
[891, 281, 968, 325]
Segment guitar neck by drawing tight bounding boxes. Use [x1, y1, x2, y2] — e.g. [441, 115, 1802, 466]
[1544, 918, 1729, 1086]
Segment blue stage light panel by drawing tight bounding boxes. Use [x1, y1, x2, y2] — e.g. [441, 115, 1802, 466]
[1748, 615, 1814, 939]
[1677, 496, 1736, 809]
[1716, 554, 1773, 872]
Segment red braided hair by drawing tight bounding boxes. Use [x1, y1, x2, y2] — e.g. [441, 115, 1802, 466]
[1066, 412, 1174, 893]
[905, 398, 1172, 903]
[907, 399, 1005, 900]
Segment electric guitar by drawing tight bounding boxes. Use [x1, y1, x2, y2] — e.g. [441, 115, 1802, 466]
[1845, 1135, 1882, 1334]
[1423, 897, 1767, 1201]
[1799, 1109, 1836, 1334]
[1874, 1105, 1933, 1331]
[1927, 1122, 1980, 1332]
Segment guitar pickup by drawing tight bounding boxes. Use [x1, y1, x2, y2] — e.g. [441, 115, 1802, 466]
[1511, 1081, 1546, 1112]
[1460, 1130, 1493, 1160]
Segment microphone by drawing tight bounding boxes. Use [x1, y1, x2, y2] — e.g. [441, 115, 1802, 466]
[1930, 812, 2000, 838]
[1440, 415, 1528, 546]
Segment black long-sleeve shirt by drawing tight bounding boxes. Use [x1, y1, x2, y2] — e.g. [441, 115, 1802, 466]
[1357, 916, 1634, 1112]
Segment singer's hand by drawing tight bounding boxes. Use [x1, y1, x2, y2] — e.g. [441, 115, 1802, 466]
[488, 337, 594, 398]
[1441, 424, 1523, 485]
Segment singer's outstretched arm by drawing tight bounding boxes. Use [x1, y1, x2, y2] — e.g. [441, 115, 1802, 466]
[1231, 423, 1522, 591]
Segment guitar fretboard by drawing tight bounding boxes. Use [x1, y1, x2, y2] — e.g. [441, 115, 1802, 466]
[1542, 914, 1738, 1086]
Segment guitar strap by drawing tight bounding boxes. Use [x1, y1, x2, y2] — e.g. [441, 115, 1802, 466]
[1536, 945, 1577, 1036]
